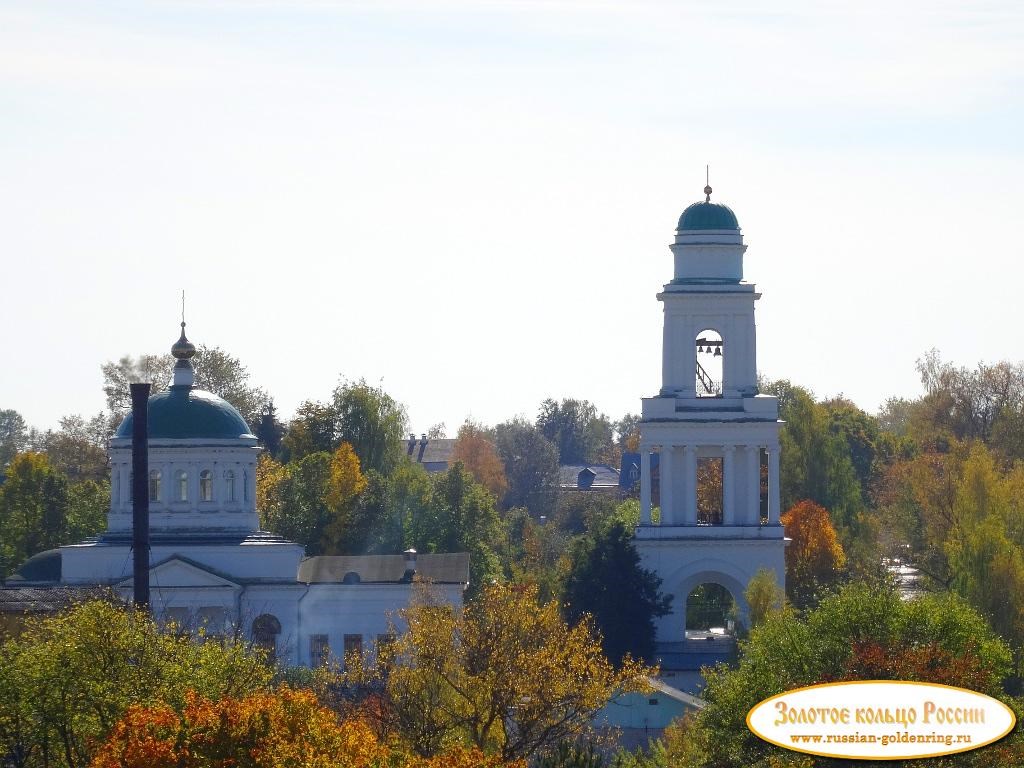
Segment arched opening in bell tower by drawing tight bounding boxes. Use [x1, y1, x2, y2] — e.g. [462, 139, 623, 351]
[695, 329, 723, 397]
[697, 456, 723, 525]
[685, 582, 735, 635]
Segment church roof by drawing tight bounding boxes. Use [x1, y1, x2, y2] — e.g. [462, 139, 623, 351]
[299, 553, 470, 585]
[5, 548, 61, 585]
[677, 201, 739, 232]
[114, 386, 254, 440]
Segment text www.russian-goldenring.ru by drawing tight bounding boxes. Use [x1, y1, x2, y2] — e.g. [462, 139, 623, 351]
[790, 732, 973, 747]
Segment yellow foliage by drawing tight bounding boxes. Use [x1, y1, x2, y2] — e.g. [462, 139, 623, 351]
[780, 500, 846, 585]
[327, 441, 368, 509]
[344, 583, 653, 762]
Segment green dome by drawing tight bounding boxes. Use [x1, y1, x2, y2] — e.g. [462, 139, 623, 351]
[115, 387, 254, 440]
[6, 548, 61, 584]
[677, 201, 739, 231]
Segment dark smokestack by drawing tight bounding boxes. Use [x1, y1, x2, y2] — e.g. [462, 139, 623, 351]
[130, 383, 151, 612]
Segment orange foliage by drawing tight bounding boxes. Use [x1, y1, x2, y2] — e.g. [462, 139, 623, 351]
[835, 641, 992, 691]
[780, 500, 846, 588]
[451, 421, 508, 500]
[90, 687, 524, 768]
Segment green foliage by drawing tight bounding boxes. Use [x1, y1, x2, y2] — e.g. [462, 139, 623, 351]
[0, 408, 28, 469]
[563, 514, 671, 663]
[0, 453, 106, 578]
[281, 379, 408, 474]
[0, 600, 272, 768]
[493, 418, 560, 516]
[536, 399, 614, 465]
[744, 568, 784, 630]
[411, 463, 504, 596]
[680, 582, 1014, 767]
[254, 400, 286, 458]
[761, 380, 866, 550]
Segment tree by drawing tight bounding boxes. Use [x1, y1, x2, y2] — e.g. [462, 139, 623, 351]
[451, 421, 508, 500]
[779, 500, 846, 607]
[101, 346, 269, 429]
[744, 568, 784, 630]
[280, 400, 338, 461]
[254, 401, 286, 459]
[344, 583, 653, 762]
[0, 453, 70, 577]
[320, 442, 369, 554]
[563, 516, 671, 664]
[760, 380, 864, 545]
[92, 688, 520, 768]
[333, 379, 408, 475]
[536, 399, 613, 465]
[35, 413, 110, 484]
[410, 463, 504, 594]
[0, 409, 28, 469]
[492, 418, 559, 516]
[678, 582, 1017, 767]
[0, 600, 272, 768]
[258, 452, 332, 553]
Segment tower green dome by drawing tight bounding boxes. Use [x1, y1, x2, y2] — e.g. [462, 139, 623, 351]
[114, 387, 254, 440]
[677, 200, 740, 232]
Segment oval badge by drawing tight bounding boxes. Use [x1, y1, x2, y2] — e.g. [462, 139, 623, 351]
[746, 681, 1016, 760]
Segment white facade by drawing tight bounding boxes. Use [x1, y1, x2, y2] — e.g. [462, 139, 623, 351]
[635, 195, 786, 637]
[50, 325, 468, 666]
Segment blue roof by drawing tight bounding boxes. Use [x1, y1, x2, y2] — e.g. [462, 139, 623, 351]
[115, 387, 254, 440]
[677, 201, 739, 231]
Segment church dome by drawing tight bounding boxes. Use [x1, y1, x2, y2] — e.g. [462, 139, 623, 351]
[677, 201, 739, 232]
[115, 387, 254, 440]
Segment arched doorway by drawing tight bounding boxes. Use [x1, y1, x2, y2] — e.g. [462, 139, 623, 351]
[685, 582, 736, 637]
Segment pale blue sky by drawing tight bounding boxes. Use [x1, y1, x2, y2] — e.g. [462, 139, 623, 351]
[3, 1, 1023, 434]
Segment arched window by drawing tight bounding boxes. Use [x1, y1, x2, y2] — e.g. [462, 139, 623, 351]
[695, 329, 723, 397]
[149, 470, 162, 502]
[176, 470, 188, 502]
[200, 470, 213, 502]
[252, 614, 282, 663]
[225, 470, 236, 502]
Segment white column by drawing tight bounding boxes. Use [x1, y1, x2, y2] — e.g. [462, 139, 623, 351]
[640, 450, 652, 525]
[747, 445, 761, 525]
[767, 446, 781, 524]
[683, 445, 697, 525]
[660, 445, 675, 524]
[722, 445, 735, 525]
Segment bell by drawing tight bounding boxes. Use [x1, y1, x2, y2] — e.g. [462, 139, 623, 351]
[713, 346, 722, 357]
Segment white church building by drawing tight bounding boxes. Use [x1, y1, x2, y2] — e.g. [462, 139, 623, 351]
[3, 326, 468, 666]
[635, 185, 786, 640]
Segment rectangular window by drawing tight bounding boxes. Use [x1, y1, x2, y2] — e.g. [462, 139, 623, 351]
[343, 634, 363, 668]
[309, 634, 330, 668]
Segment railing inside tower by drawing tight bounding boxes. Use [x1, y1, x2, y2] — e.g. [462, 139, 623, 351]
[696, 337, 723, 397]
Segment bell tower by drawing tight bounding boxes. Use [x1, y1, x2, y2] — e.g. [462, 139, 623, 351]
[635, 184, 785, 638]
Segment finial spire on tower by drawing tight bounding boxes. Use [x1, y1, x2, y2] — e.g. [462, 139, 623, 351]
[170, 291, 196, 388]
[704, 165, 712, 202]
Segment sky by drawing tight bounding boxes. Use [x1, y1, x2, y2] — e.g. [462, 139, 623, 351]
[2, 0, 1023, 436]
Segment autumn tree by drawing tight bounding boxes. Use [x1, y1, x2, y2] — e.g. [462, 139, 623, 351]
[779, 500, 846, 607]
[344, 583, 653, 762]
[451, 420, 508, 500]
[0, 600, 272, 768]
[679, 582, 1017, 768]
[320, 442, 369, 554]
